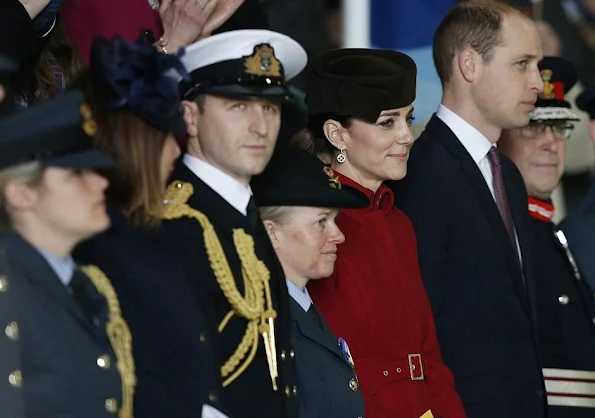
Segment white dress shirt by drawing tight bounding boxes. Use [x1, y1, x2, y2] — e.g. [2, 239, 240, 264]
[183, 154, 253, 215]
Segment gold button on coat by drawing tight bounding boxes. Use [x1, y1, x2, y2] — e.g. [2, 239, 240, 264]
[349, 378, 358, 391]
[280, 350, 286, 360]
[558, 294, 569, 305]
[0, 275, 8, 292]
[289, 350, 295, 359]
[105, 398, 118, 413]
[199, 333, 206, 342]
[9, 370, 22, 388]
[97, 355, 111, 369]
[5, 322, 18, 340]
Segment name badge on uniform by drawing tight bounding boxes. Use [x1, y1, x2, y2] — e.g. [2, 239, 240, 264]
[338, 337, 355, 368]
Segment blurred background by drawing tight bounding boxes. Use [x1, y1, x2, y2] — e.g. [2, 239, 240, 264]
[261, 0, 595, 222]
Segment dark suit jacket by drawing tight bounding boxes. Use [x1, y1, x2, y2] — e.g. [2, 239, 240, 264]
[160, 161, 298, 418]
[290, 298, 365, 418]
[74, 206, 221, 418]
[391, 115, 546, 418]
[560, 185, 595, 293]
[0, 231, 122, 418]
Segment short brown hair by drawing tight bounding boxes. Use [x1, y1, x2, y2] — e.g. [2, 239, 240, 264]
[71, 71, 168, 228]
[433, 0, 526, 85]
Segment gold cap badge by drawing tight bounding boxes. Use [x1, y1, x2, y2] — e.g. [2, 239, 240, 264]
[243, 44, 282, 78]
[540, 69, 555, 100]
[323, 166, 341, 189]
[80, 103, 98, 136]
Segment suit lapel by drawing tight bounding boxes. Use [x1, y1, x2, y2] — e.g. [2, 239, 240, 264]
[4, 233, 101, 336]
[290, 298, 346, 364]
[502, 159, 539, 324]
[429, 117, 528, 299]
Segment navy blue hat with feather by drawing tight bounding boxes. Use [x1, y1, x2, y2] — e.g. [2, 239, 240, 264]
[90, 34, 189, 134]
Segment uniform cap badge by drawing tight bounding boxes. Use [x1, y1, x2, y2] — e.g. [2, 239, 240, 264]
[323, 166, 342, 190]
[243, 44, 282, 77]
[540, 69, 555, 100]
[80, 103, 98, 136]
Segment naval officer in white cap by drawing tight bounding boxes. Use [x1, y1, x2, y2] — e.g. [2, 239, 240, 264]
[160, 30, 307, 418]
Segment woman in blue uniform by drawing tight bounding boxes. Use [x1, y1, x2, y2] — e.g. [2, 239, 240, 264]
[499, 56, 595, 417]
[72, 35, 226, 418]
[252, 146, 368, 418]
[0, 91, 132, 418]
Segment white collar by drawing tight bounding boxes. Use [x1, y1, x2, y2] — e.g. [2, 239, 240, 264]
[436, 104, 495, 164]
[183, 154, 253, 216]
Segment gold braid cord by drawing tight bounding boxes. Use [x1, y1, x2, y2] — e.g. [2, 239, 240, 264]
[82, 265, 136, 418]
[161, 181, 278, 390]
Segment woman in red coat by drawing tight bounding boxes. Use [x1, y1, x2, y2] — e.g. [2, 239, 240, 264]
[304, 49, 467, 418]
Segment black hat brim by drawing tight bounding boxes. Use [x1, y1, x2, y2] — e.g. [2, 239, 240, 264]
[44, 149, 115, 169]
[206, 84, 292, 101]
[255, 186, 369, 209]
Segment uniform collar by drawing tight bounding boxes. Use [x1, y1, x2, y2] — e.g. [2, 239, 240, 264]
[183, 153, 253, 216]
[335, 172, 393, 217]
[37, 248, 76, 287]
[286, 279, 312, 312]
[528, 197, 555, 223]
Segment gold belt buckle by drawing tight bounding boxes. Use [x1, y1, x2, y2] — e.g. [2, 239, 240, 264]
[408, 353, 425, 381]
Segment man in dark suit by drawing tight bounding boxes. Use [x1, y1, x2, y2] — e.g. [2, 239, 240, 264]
[499, 56, 595, 417]
[160, 30, 307, 418]
[392, 1, 546, 417]
[560, 85, 595, 292]
[0, 91, 133, 418]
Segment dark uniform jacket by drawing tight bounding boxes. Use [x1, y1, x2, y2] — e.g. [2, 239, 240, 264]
[560, 184, 595, 293]
[392, 116, 546, 418]
[528, 199, 595, 417]
[0, 231, 122, 418]
[160, 161, 298, 418]
[289, 297, 365, 418]
[74, 206, 221, 418]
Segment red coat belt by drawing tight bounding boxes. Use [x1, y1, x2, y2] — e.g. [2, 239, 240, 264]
[356, 354, 425, 395]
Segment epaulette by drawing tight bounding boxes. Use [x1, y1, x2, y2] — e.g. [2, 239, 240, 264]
[162, 181, 194, 220]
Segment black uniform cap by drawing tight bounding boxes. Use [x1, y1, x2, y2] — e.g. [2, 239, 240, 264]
[252, 146, 368, 209]
[0, 90, 114, 170]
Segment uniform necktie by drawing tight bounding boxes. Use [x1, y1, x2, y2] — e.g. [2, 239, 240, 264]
[69, 269, 96, 325]
[247, 196, 260, 228]
[487, 147, 517, 249]
[307, 304, 323, 329]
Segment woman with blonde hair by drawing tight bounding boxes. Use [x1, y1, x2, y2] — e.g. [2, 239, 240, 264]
[252, 146, 367, 417]
[0, 91, 130, 417]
